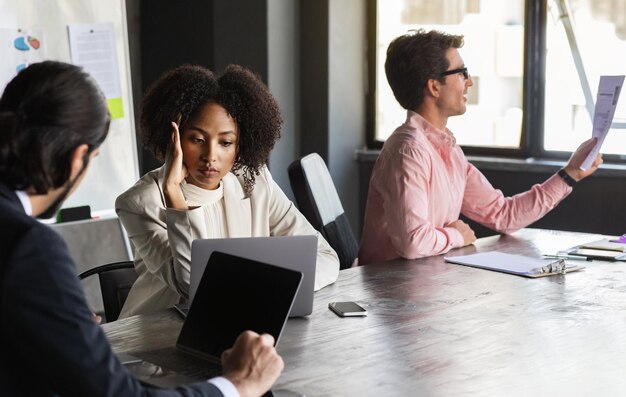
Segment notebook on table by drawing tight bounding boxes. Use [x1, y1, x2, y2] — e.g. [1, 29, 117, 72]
[564, 247, 626, 261]
[549, 238, 626, 261]
[187, 236, 318, 317]
[444, 251, 584, 278]
[121, 251, 303, 389]
[578, 239, 626, 253]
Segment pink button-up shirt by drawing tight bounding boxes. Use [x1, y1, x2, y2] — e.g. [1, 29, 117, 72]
[358, 111, 572, 265]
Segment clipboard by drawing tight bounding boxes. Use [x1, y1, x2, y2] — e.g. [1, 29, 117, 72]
[444, 251, 584, 278]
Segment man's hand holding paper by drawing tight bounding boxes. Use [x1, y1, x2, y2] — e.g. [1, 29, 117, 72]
[564, 137, 603, 182]
[580, 75, 625, 171]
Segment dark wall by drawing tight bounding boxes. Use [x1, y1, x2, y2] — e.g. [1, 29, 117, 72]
[475, 168, 626, 237]
[299, 1, 329, 160]
[139, 0, 215, 89]
[136, 0, 215, 174]
[212, 1, 268, 78]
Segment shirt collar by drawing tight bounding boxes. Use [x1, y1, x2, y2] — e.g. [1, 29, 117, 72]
[15, 190, 32, 215]
[406, 110, 457, 148]
[181, 179, 225, 206]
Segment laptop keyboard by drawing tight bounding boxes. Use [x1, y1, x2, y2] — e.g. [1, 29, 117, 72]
[135, 348, 222, 380]
[179, 363, 222, 379]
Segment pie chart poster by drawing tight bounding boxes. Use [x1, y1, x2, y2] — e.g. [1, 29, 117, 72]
[0, 28, 45, 93]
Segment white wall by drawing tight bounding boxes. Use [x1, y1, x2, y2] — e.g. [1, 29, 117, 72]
[267, 0, 299, 200]
[328, 0, 367, 236]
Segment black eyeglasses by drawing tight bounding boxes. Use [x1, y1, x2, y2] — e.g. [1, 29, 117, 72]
[440, 67, 469, 80]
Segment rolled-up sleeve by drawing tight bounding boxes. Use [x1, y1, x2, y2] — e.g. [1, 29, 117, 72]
[461, 165, 573, 234]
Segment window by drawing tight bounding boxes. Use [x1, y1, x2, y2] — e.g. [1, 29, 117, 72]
[370, 0, 626, 160]
[545, 0, 626, 156]
[371, 0, 526, 150]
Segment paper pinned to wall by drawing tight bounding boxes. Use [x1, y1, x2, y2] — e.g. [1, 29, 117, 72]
[580, 75, 625, 170]
[0, 0, 139, 215]
[0, 27, 45, 92]
[68, 23, 124, 120]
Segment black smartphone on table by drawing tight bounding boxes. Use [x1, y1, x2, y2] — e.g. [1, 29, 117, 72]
[328, 301, 367, 317]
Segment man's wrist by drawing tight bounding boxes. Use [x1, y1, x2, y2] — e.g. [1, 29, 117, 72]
[207, 376, 240, 397]
[558, 168, 577, 187]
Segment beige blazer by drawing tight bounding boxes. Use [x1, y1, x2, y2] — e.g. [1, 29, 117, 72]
[115, 166, 339, 318]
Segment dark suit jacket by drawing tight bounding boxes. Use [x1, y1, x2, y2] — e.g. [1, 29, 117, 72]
[0, 182, 224, 397]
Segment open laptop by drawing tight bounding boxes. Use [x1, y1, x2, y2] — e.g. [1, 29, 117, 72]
[187, 236, 317, 317]
[122, 251, 302, 389]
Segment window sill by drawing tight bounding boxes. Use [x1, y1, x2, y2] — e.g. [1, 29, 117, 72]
[354, 149, 626, 177]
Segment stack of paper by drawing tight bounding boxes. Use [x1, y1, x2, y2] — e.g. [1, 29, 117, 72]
[579, 239, 626, 252]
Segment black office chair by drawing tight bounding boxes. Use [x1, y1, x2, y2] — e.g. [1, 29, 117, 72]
[288, 153, 358, 270]
[78, 261, 138, 323]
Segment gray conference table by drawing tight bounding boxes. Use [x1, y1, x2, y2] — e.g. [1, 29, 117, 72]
[103, 229, 626, 396]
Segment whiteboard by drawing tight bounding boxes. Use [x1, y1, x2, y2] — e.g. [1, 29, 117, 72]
[0, 0, 139, 215]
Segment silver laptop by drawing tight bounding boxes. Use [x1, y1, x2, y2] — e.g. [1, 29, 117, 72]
[122, 251, 302, 389]
[189, 236, 317, 317]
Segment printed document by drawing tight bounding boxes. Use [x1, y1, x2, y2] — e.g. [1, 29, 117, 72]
[580, 75, 625, 170]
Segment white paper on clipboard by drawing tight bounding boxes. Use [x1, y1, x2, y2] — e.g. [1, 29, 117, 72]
[580, 75, 625, 170]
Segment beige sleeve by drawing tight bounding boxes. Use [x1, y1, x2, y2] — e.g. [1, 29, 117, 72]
[115, 189, 207, 298]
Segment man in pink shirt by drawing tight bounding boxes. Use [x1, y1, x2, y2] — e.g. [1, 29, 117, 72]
[358, 29, 602, 265]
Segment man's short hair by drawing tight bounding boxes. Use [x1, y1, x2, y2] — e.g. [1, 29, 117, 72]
[385, 29, 464, 111]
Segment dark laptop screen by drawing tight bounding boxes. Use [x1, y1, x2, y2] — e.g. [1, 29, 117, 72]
[177, 251, 302, 360]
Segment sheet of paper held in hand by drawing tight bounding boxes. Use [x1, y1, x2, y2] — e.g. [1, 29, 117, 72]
[580, 75, 625, 170]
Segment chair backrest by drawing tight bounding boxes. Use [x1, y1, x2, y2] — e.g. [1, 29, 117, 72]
[51, 217, 133, 314]
[51, 217, 133, 271]
[288, 153, 358, 270]
[78, 261, 138, 323]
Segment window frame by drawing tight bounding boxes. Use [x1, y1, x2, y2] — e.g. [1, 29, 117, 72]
[366, 0, 625, 163]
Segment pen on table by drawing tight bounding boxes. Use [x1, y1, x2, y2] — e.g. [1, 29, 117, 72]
[542, 254, 592, 261]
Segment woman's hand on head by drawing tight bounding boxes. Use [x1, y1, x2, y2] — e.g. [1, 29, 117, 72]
[564, 137, 603, 181]
[163, 121, 189, 209]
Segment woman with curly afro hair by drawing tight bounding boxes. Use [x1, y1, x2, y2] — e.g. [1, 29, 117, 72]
[115, 64, 339, 317]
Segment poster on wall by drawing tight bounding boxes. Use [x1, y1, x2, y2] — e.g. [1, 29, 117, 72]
[0, 28, 45, 92]
[0, 0, 139, 215]
[68, 22, 124, 121]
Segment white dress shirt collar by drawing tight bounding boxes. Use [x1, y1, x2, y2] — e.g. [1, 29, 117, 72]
[15, 190, 32, 216]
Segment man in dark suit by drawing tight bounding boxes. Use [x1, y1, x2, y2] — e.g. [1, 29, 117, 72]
[0, 61, 283, 397]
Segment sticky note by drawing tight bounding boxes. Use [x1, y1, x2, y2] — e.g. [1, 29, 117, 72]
[107, 97, 124, 119]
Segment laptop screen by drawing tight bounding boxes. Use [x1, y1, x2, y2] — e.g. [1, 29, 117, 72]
[177, 251, 302, 360]
[189, 236, 317, 317]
